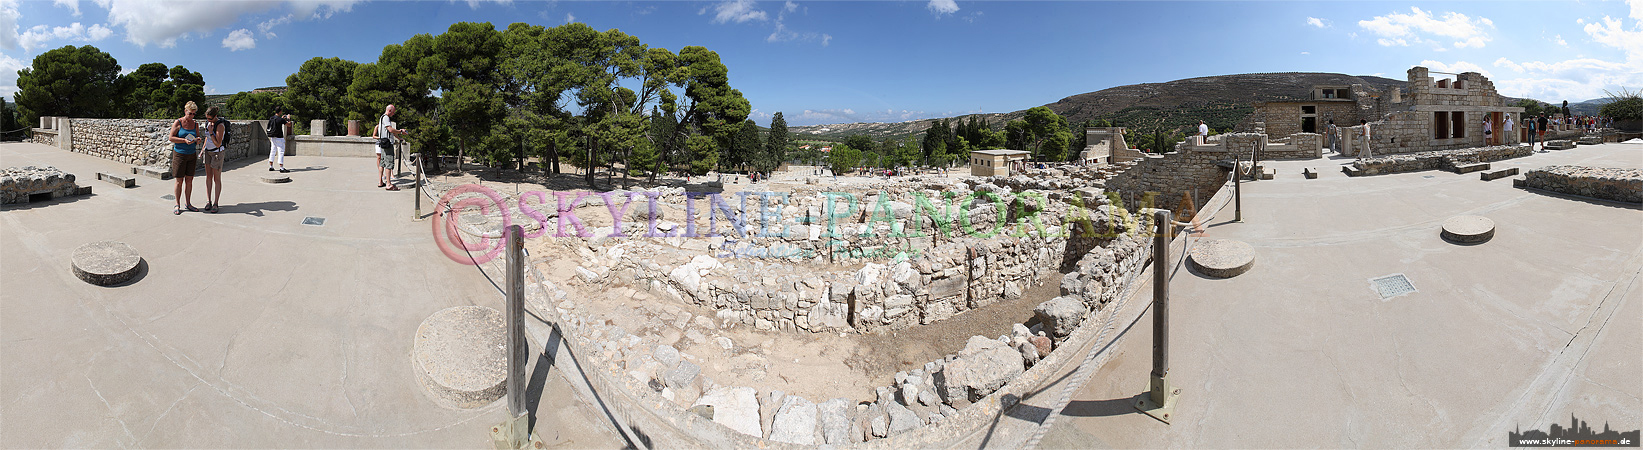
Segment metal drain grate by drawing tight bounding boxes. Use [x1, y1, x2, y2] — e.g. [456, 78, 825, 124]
[301, 217, 326, 226]
[1422, 175, 1435, 179]
[1370, 273, 1417, 299]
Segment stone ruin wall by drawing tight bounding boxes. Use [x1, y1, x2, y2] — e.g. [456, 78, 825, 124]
[68, 119, 259, 166]
[1351, 144, 1531, 175]
[30, 118, 259, 167]
[1105, 145, 1235, 215]
[1524, 166, 1643, 204]
[446, 156, 1219, 446]
[27, 130, 56, 147]
[1255, 102, 1363, 138]
[548, 180, 1145, 335]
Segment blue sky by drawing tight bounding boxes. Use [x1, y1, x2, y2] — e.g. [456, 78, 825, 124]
[2, 0, 1639, 126]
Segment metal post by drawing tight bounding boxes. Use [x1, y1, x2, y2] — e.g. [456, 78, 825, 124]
[414, 150, 423, 220]
[491, 225, 530, 449]
[1136, 209, 1181, 424]
[1234, 154, 1242, 222]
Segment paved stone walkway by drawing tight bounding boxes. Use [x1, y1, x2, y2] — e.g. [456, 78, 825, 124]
[961, 142, 1642, 448]
[0, 142, 622, 448]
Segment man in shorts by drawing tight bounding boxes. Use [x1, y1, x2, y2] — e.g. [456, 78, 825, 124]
[377, 104, 409, 191]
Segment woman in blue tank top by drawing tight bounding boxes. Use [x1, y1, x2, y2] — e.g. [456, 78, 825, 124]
[168, 101, 202, 214]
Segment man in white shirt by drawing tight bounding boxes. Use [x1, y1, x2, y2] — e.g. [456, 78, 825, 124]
[1503, 115, 1515, 144]
[1197, 121, 1209, 145]
[376, 105, 409, 190]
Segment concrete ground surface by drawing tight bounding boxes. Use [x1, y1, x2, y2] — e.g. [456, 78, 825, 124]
[0, 142, 622, 448]
[970, 142, 1643, 449]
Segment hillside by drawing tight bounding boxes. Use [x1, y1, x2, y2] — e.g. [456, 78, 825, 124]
[789, 72, 1407, 141]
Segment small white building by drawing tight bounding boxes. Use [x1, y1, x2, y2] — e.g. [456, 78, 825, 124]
[969, 149, 1031, 177]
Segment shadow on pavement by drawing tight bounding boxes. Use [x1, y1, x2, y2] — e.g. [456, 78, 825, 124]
[0, 193, 97, 211]
[1061, 395, 1145, 418]
[225, 200, 298, 217]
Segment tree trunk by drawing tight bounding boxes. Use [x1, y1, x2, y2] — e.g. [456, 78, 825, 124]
[548, 139, 560, 174]
[457, 141, 465, 173]
[585, 138, 596, 189]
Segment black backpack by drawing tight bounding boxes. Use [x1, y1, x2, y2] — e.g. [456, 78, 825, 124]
[216, 118, 232, 147]
[265, 116, 282, 138]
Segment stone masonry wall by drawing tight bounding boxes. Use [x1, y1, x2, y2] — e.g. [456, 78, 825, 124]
[1351, 144, 1531, 175]
[1524, 165, 1643, 204]
[68, 119, 258, 166]
[1105, 146, 1231, 215]
[28, 130, 55, 147]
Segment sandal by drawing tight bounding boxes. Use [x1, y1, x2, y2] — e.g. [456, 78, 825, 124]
[378, 182, 386, 188]
[385, 185, 401, 191]
[174, 205, 182, 215]
[186, 205, 199, 212]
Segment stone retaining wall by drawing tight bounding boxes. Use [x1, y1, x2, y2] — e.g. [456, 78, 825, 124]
[30, 118, 262, 167]
[67, 119, 259, 166]
[1106, 146, 1232, 215]
[1351, 144, 1531, 176]
[1524, 165, 1643, 204]
[28, 129, 55, 147]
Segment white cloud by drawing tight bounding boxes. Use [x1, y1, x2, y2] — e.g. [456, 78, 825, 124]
[1300, 51, 1310, 55]
[767, 20, 830, 46]
[1306, 17, 1329, 28]
[0, 0, 17, 51]
[565, 12, 575, 23]
[1419, 59, 1491, 77]
[18, 22, 112, 51]
[1584, 15, 1643, 62]
[94, 0, 355, 48]
[927, 0, 958, 16]
[783, 1, 798, 14]
[1494, 57, 1524, 72]
[53, 0, 79, 16]
[1554, 34, 1568, 46]
[1482, 4, 1643, 103]
[798, 109, 859, 123]
[221, 28, 254, 51]
[1377, 38, 1409, 47]
[1359, 7, 1494, 49]
[99, 0, 281, 48]
[463, 0, 509, 10]
[711, 0, 766, 24]
[1492, 57, 1641, 101]
[0, 52, 24, 98]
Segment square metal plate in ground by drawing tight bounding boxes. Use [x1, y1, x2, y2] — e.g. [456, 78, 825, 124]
[302, 217, 326, 226]
[1370, 273, 1417, 299]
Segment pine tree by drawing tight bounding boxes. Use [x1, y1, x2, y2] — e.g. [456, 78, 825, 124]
[766, 112, 790, 167]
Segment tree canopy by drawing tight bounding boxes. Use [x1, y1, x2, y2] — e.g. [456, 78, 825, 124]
[14, 45, 123, 125]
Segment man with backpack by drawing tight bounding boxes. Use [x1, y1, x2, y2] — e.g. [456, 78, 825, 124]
[267, 108, 291, 173]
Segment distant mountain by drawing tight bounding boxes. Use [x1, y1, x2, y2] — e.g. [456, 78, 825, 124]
[788, 72, 1409, 141]
[1567, 98, 1611, 116]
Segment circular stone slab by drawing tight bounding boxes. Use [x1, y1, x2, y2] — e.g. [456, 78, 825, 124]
[1441, 215, 1495, 244]
[71, 241, 141, 286]
[413, 306, 507, 409]
[260, 175, 291, 184]
[1188, 239, 1255, 278]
